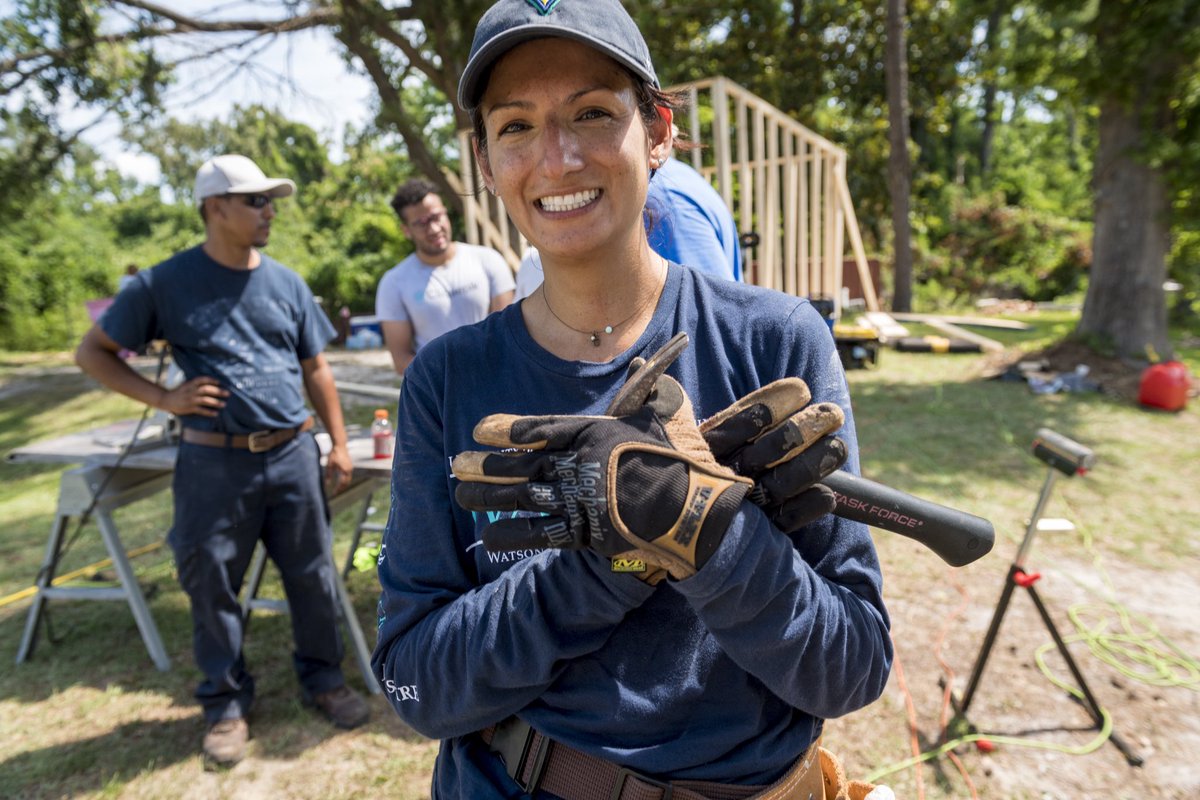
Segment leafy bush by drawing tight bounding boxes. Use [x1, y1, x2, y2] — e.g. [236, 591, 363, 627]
[1168, 226, 1200, 332]
[915, 191, 1092, 303]
[0, 194, 119, 350]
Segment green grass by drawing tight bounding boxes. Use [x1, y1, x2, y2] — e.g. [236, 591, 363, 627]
[1, 320, 1197, 798]
[850, 349, 1196, 563]
[0, 356, 422, 799]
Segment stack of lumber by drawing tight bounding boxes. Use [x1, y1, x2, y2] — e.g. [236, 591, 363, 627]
[856, 312, 1030, 353]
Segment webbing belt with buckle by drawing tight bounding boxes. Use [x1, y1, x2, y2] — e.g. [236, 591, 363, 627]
[479, 717, 822, 800]
[180, 417, 315, 453]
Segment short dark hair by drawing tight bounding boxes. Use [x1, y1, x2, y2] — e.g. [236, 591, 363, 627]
[390, 179, 440, 222]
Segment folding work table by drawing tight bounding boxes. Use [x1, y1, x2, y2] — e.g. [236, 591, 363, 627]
[6, 419, 390, 693]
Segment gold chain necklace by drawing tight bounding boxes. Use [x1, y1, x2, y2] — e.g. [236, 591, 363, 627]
[541, 259, 666, 347]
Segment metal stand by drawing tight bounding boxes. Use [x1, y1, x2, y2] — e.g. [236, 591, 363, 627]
[16, 465, 174, 671]
[240, 474, 384, 694]
[17, 460, 386, 695]
[948, 465, 1143, 766]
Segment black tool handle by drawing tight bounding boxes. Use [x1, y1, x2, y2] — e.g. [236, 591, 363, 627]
[822, 471, 994, 566]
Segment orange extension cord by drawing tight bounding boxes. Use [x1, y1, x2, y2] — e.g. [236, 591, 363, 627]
[889, 567, 979, 800]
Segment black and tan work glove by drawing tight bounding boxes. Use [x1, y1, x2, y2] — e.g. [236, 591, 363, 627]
[452, 340, 751, 580]
[700, 379, 848, 532]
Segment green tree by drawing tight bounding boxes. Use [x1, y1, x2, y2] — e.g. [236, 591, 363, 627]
[0, 98, 415, 350]
[9, 0, 1191, 343]
[0, 141, 124, 349]
[1034, 0, 1200, 360]
[1, 1, 480, 214]
[885, 0, 915, 311]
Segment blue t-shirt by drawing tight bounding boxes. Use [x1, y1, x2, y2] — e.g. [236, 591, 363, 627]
[646, 158, 742, 282]
[372, 265, 891, 797]
[102, 246, 335, 434]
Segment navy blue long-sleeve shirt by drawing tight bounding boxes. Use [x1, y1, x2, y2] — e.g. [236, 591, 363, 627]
[372, 264, 891, 797]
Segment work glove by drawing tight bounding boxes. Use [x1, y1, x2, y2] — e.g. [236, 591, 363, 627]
[700, 379, 848, 532]
[452, 338, 752, 580]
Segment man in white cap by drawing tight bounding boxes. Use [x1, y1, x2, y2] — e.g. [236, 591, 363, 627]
[76, 153, 370, 768]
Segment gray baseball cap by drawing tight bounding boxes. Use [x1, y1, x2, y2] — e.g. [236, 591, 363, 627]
[458, 0, 659, 112]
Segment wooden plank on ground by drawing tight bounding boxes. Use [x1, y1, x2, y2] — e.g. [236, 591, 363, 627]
[920, 318, 1005, 352]
[335, 381, 402, 402]
[859, 312, 910, 340]
[888, 312, 1030, 331]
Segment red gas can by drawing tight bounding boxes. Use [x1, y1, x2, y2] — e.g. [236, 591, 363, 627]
[1138, 361, 1191, 411]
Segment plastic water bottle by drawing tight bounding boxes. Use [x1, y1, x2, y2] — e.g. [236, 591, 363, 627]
[371, 409, 394, 459]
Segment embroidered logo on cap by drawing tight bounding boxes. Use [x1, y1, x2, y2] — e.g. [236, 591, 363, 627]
[525, 0, 561, 14]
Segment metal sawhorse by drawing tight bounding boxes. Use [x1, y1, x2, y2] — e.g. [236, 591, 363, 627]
[946, 428, 1143, 766]
[17, 456, 386, 695]
[17, 464, 175, 671]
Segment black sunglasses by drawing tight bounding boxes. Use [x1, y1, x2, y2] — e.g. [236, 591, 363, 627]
[225, 193, 274, 209]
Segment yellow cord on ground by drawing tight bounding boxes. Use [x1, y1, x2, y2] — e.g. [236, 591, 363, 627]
[1060, 602, 1200, 689]
[865, 707, 1114, 783]
[0, 540, 165, 609]
[1058, 516, 1200, 691]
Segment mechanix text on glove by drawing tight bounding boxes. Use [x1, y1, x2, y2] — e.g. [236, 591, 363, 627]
[452, 371, 751, 579]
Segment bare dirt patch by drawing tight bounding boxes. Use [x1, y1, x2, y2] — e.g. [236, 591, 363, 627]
[324, 347, 398, 383]
[824, 536, 1200, 800]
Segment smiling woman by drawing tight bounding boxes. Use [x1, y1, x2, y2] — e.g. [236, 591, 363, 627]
[472, 36, 672, 360]
[369, 2, 893, 799]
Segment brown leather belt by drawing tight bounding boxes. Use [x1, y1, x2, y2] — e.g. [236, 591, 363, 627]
[480, 717, 824, 800]
[180, 417, 315, 453]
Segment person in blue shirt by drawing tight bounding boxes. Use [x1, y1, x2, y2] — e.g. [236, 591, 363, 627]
[647, 154, 742, 282]
[371, 2, 892, 798]
[76, 154, 370, 768]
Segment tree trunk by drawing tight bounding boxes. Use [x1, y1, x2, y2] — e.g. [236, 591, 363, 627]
[335, 30, 462, 212]
[979, 81, 997, 176]
[1065, 102, 1080, 171]
[885, 0, 914, 312]
[1076, 98, 1172, 361]
[978, 6, 1003, 178]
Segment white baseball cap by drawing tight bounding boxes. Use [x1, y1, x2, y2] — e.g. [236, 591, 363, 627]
[194, 154, 296, 207]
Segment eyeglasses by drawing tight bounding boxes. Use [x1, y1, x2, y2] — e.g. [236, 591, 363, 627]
[407, 210, 448, 230]
[225, 193, 274, 209]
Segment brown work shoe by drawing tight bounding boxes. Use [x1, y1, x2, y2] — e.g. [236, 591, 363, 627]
[202, 717, 248, 768]
[305, 684, 370, 729]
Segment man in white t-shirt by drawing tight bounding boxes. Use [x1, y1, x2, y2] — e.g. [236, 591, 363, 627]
[375, 179, 515, 374]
